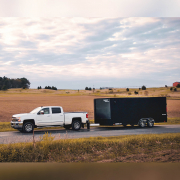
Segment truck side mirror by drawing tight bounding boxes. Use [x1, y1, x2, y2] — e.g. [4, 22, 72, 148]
[40, 110, 44, 115]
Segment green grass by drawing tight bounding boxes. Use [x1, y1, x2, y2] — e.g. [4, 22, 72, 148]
[0, 133, 180, 162]
[0, 122, 17, 132]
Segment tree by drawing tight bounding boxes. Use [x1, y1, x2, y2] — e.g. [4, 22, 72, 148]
[2, 85, 7, 91]
[170, 87, 173, 91]
[176, 84, 180, 88]
[20, 77, 30, 89]
[174, 88, 177, 91]
[52, 86, 57, 90]
[85, 87, 92, 90]
[126, 88, 129, 92]
[0, 76, 30, 90]
[142, 85, 146, 90]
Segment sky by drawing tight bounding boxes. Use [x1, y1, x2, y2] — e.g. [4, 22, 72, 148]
[0, 1, 180, 89]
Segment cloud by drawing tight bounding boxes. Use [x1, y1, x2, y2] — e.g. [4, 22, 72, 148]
[0, 17, 180, 88]
[0, 0, 180, 17]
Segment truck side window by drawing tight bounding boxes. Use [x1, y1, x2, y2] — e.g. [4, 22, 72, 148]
[38, 108, 50, 114]
[52, 108, 61, 114]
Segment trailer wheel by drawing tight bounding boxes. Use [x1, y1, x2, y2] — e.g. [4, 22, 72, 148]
[139, 120, 146, 128]
[72, 120, 81, 130]
[147, 120, 154, 127]
[23, 122, 34, 133]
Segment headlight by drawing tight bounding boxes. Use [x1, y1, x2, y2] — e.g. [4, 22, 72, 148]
[12, 117, 21, 122]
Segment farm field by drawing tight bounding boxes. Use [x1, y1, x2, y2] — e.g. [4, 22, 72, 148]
[0, 87, 180, 122]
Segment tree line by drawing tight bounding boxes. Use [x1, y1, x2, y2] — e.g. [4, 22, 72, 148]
[0, 76, 30, 90]
[37, 86, 57, 90]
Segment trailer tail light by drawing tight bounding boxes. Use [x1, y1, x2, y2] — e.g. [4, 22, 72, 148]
[86, 114, 88, 118]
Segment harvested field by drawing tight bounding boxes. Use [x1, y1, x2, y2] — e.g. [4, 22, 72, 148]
[0, 95, 95, 122]
[167, 100, 180, 118]
[0, 93, 180, 122]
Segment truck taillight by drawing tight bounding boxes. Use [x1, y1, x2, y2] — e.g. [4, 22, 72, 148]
[86, 114, 88, 118]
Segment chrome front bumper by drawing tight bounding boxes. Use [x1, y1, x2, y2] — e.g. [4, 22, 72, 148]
[11, 121, 23, 129]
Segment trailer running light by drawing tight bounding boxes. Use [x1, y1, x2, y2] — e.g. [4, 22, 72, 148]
[86, 114, 88, 118]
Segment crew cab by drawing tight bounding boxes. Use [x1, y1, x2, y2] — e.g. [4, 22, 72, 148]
[11, 106, 89, 133]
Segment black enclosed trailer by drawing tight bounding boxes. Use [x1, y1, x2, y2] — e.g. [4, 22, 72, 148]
[94, 97, 167, 127]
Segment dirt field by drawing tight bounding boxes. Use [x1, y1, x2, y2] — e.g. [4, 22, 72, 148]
[0, 95, 95, 122]
[0, 94, 180, 122]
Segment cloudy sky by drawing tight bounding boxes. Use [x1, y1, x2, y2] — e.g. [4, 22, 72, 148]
[0, 2, 180, 89]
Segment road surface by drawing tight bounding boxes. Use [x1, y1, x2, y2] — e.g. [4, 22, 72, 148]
[0, 125, 180, 144]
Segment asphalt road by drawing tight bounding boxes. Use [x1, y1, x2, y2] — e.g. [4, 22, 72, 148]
[0, 125, 180, 144]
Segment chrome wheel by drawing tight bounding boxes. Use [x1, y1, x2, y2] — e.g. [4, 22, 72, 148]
[72, 120, 81, 130]
[23, 122, 34, 133]
[147, 120, 154, 127]
[139, 120, 146, 128]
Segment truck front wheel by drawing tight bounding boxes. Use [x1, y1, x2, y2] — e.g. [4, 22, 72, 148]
[23, 122, 34, 133]
[72, 120, 81, 130]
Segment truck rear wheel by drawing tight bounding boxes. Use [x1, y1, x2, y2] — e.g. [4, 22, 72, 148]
[23, 122, 34, 133]
[72, 120, 81, 130]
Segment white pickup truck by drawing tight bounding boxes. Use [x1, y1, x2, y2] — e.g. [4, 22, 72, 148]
[11, 106, 89, 133]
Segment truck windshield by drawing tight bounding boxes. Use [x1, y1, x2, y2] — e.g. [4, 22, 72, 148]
[30, 107, 42, 114]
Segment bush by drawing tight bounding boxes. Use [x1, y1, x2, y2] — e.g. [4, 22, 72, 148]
[126, 88, 129, 92]
[134, 91, 138, 95]
[174, 88, 177, 91]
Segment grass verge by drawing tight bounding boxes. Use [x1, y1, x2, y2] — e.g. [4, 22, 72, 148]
[0, 133, 180, 162]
